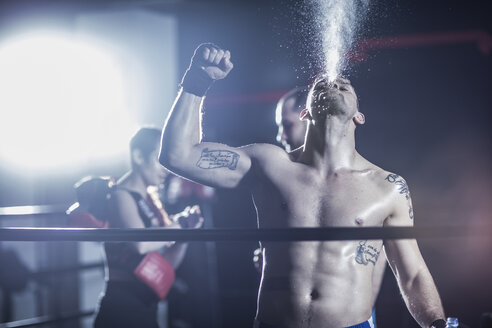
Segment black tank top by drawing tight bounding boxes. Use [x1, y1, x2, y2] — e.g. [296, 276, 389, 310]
[104, 188, 164, 271]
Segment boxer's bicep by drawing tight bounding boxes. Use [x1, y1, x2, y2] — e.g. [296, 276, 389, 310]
[170, 142, 253, 189]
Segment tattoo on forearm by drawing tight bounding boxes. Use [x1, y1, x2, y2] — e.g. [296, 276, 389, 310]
[385, 173, 414, 219]
[196, 148, 239, 170]
[355, 240, 381, 266]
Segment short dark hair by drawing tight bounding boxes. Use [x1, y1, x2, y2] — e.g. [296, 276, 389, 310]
[130, 127, 162, 160]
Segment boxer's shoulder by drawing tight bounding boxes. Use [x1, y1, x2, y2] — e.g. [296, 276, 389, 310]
[241, 143, 290, 162]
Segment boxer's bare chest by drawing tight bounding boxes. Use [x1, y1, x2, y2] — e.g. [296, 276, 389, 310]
[253, 162, 390, 228]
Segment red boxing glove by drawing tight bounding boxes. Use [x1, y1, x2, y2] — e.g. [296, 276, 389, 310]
[133, 252, 175, 300]
[68, 212, 108, 228]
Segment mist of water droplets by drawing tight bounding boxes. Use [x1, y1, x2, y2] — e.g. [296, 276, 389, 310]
[310, 0, 370, 81]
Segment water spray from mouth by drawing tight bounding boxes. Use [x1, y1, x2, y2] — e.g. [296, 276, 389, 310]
[309, 0, 370, 82]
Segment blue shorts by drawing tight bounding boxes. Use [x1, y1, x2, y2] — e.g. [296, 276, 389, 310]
[371, 308, 377, 328]
[348, 315, 375, 328]
[253, 316, 375, 328]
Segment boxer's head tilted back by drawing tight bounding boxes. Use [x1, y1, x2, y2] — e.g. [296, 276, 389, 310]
[305, 75, 364, 129]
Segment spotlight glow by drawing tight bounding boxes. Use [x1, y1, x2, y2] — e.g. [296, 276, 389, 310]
[0, 33, 136, 171]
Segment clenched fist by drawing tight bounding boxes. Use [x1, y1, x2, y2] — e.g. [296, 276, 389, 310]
[180, 43, 234, 96]
[196, 44, 233, 80]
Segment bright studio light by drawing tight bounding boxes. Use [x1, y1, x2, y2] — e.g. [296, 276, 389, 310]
[0, 33, 136, 171]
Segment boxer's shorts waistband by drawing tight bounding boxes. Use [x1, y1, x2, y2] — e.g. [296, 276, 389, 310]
[253, 317, 374, 328]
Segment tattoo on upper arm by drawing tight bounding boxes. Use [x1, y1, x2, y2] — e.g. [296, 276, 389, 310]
[385, 174, 410, 198]
[196, 148, 240, 170]
[355, 240, 381, 266]
[385, 173, 414, 219]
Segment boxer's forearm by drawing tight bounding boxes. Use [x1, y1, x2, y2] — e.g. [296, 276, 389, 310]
[401, 268, 445, 327]
[159, 89, 204, 171]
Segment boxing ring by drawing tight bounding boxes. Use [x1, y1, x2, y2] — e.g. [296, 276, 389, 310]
[1, 203, 491, 328]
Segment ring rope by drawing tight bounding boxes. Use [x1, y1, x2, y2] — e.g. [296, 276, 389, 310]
[0, 204, 67, 216]
[0, 225, 489, 242]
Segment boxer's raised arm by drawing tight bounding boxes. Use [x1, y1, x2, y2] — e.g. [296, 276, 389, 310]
[159, 44, 252, 189]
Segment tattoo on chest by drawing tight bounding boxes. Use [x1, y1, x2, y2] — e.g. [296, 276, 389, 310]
[196, 148, 239, 170]
[385, 173, 414, 219]
[355, 240, 381, 266]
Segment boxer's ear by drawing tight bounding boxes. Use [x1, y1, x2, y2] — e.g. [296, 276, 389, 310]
[300, 109, 311, 121]
[353, 112, 365, 125]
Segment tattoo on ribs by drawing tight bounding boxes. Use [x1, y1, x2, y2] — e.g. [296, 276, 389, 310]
[385, 173, 414, 219]
[196, 148, 240, 170]
[355, 240, 381, 266]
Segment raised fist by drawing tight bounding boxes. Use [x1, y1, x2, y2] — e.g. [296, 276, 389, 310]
[192, 44, 233, 80]
[180, 43, 234, 96]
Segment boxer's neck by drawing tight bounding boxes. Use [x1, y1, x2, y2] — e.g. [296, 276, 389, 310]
[300, 117, 357, 173]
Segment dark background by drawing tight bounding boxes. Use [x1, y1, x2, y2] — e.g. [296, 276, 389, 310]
[0, 0, 491, 327]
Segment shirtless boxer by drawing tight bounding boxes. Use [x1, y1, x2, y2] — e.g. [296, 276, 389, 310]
[274, 87, 386, 325]
[159, 44, 446, 328]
